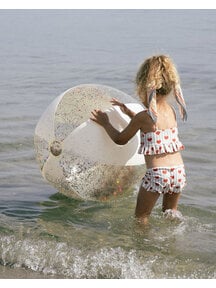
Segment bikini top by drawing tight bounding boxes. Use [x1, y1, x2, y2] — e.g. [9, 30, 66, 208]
[138, 127, 185, 155]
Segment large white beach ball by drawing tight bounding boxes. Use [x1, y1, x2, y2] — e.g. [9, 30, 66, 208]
[34, 84, 145, 201]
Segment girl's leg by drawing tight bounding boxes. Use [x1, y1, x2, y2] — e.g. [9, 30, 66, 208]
[135, 186, 160, 224]
[162, 192, 181, 212]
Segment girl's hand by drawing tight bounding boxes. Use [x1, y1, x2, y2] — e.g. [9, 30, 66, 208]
[110, 98, 128, 114]
[111, 98, 136, 118]
[90, 109, 109, 127]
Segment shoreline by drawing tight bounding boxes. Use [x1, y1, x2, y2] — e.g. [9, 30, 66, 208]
[0, 265, 62, 279]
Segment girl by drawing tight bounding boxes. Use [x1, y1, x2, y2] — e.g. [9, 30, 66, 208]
[91, 55, 187, 224]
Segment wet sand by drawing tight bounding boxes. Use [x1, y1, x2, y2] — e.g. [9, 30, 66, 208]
[0, 265, 61, 279]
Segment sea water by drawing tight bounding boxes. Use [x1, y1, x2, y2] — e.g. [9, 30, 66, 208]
[0, 10, 216, 279]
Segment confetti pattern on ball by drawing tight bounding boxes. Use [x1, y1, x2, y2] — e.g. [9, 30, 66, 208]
[34, 84, 145, 201]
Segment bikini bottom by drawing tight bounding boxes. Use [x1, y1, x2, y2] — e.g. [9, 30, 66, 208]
[140, 165, 186, 194]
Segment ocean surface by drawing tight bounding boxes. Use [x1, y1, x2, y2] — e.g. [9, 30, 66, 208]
[0, 9, 215, 279]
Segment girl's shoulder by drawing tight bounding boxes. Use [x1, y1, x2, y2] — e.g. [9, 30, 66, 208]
[135, 109, 150, 121]
[135, 109, 156, 131]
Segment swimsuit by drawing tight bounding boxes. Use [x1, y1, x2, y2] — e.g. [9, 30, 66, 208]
[138, 127, 185, 155]
[138, 126, 186, 194]
[140, 165, 186, 194]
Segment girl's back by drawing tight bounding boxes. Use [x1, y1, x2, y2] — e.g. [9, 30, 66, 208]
[139, 99, 184, 169]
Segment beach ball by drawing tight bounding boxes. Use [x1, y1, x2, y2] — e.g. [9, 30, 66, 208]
[34, 84, 145, 201]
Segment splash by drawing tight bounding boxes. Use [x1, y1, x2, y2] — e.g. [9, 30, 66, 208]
[1, 233, 215, 279]
[163, 209, 184, 221]
[0, 236, 153, 278]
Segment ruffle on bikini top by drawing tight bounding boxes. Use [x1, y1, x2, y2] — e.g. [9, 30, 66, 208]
[138, 127, 185, 155]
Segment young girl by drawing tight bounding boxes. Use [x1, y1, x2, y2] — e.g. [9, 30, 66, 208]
[91, 55, 187, 224]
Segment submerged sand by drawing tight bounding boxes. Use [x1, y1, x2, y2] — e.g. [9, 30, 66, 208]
[0, 265, 61, 279]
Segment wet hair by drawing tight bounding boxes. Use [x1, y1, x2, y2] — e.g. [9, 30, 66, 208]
[135, 55, 180, 102]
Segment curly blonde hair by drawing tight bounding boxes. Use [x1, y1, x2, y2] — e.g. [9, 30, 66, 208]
[135, 55, 180, 102]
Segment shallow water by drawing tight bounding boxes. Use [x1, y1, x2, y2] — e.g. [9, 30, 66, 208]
[0, 10, 216, 278]
[0, 193, 215, 278]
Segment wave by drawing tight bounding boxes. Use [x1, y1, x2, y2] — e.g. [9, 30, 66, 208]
[0, 207, 215, 279]
[1, 234, 215, 279]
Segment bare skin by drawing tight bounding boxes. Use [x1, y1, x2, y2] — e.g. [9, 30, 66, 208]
[91, 96, 184, 224]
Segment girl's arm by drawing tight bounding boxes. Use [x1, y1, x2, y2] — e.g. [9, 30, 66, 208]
[90, 109, 142, 145]
[111, 98, 136, 119]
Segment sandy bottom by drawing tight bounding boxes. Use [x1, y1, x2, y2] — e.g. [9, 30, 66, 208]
[0, 265, 61, 279]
